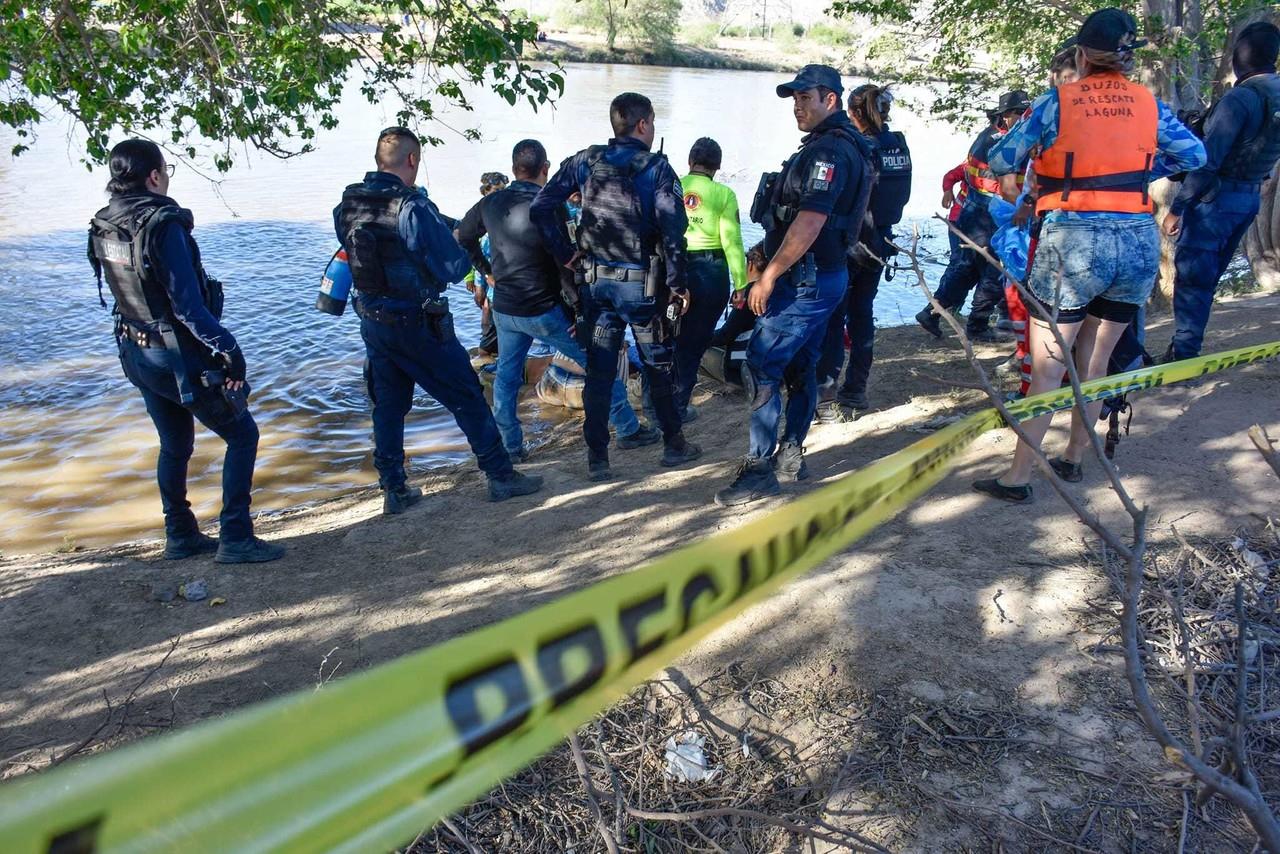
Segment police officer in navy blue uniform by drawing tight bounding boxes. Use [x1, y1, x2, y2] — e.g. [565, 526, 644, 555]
[1163, 22, 1280, 359]
[715, 65, 872, 506]
[816, 83, 913, 421]
[530, 93, 701, 481]
[335, 127, 543, 510]
[88, 139, 284, 563]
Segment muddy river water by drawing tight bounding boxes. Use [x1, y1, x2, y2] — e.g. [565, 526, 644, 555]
[0, 63, 967, 553]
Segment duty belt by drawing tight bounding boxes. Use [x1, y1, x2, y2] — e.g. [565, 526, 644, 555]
[354, 297, 450, 326]
[115, 317, 170, 349]
[589, 264, 647, 283]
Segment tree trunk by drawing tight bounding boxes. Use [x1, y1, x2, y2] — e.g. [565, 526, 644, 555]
[1245, 166, 1280, 291]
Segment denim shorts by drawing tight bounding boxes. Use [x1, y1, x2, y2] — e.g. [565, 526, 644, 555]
[1027, 215, 1160, 310]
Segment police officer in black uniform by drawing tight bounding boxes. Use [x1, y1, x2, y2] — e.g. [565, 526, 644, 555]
[335, 127, 543, 510]
[530, 93, 701, 482]
[1164, 22, 1280, 359]
[88, 139, 284, 563]
[715, 64, 872, 506]
[815, 82, 913, 421]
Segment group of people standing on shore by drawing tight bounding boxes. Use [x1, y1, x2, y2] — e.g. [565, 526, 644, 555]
[86, 7, 1279, 559]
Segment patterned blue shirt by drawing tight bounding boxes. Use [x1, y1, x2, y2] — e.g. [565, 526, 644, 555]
[989, 87, 1207, 220]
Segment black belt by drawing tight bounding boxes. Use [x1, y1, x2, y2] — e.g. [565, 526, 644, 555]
[116, 318, 169, 349]
[591, 264, 647, 283]
[688, 248, 726, 260]
[354, 297, 449, 326]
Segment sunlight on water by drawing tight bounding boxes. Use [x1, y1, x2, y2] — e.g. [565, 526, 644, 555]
[0, 63, 965, 553]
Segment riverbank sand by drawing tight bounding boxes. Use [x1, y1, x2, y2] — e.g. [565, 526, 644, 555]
[2, 293, 1277, 848]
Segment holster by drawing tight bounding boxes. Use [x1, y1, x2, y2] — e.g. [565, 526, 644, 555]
[789, 253, 817, 288]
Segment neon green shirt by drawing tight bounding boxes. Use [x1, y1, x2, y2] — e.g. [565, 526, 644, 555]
[680, 173, 748, 291]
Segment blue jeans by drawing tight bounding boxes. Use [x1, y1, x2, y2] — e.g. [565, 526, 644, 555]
[118, 338, 260, 543]
[360, 310, 512, 488]
[492, 305, 640, 452]
[580, 277, 681, 457]
[816, 257, 883, 395]
[1170, 188, 1260, 358]
[674, 252, 732, 411]
[1029, 215, 1159, 309]
[745, 267, 847, 459]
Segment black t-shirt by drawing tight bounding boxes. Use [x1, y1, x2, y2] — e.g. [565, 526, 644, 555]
[765, 112, 866, 272]
[456, 181, 564, 317]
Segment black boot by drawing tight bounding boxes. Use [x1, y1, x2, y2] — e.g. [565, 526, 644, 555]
[714, 458, 782, 506]
[915, 307, 943, 339]
[661, 435, 702, 467]
[772, 442, 809, 482]
[488, 470, 544, 502]
[587, 450, 613, 482]
[836, 389, 870, 413]
[615, 424, 660, 450]
[383, 485, 423, 516]
[163, 532, 218, 560]
[215, 537, 287, 564]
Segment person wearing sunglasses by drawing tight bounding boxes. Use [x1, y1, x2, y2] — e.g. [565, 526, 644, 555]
[334, 126, 543, 510]
[87, 139, 284, 563]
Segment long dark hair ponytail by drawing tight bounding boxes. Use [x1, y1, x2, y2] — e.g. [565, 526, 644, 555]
[105, 139, 164, 195]
[847, 84, 892, 134]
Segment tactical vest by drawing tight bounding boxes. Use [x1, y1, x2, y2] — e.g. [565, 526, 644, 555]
[87, 194, 221, 327]
[337, 181, 439, 301]
[870, 127, 912, 227]
[577, 146, 661, 267]
[1035, 72, 1159, 214]
[770, 123, 876, 239]
[1219, 74, 1280, 183]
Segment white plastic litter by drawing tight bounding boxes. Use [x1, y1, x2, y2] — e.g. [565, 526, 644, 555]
[663, 731, 720, 783]
[1233, 537, 1268, 573]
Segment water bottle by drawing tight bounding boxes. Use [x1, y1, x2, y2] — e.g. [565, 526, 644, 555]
[316, 249, 351, 316]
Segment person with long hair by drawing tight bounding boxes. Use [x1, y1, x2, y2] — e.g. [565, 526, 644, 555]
[973, 8, 1206, 502]
[815, 82, 912, 419]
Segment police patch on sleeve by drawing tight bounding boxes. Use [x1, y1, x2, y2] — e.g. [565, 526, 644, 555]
[808, 160, 836, 192]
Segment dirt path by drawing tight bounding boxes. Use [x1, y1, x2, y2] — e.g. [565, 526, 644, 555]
[2, 294, 1277, 847]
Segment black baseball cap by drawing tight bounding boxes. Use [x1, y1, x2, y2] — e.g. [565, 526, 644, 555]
[777, 64, 844, 98]
[1078, 8, 1148, 52]
[997, 90, 1031, 113]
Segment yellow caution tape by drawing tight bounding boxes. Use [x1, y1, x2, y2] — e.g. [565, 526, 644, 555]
[1, 340, 1276, 853]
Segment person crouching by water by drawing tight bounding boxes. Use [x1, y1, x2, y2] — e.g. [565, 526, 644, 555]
[87, 140, 284, 563]
[973, 8, 1206, 502]
[334, 127, 543, 511]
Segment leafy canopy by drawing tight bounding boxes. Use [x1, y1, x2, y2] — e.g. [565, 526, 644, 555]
[0, 0, 565, 168]
[830, 0, 1267, 124]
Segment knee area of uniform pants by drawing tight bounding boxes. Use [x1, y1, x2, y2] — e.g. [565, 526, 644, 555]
[158, 436, 195, 461]
[226, 413, 260, 451]
[744, 365, 776, 411]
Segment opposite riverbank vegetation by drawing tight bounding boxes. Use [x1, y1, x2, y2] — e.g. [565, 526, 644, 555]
[527, 23, 888, 75]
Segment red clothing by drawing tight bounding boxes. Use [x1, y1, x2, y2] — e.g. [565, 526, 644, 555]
[942, 161, 967, 222]
[1004, 281, 1031, 395]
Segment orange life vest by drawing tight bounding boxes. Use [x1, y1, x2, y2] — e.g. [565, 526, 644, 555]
[1034, 72, 1159, 215]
